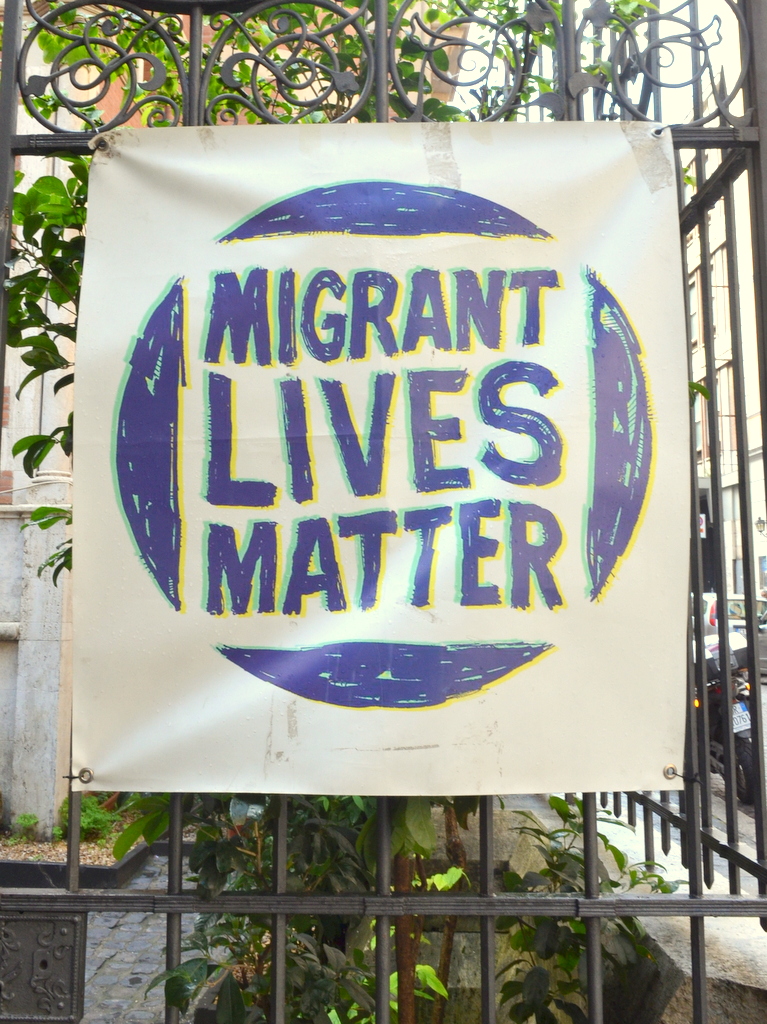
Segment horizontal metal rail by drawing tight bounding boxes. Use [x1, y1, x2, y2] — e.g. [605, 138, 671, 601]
[671, 125, 759, 148]
[10, 125, 760, 159]
[2, 890, 767, 916]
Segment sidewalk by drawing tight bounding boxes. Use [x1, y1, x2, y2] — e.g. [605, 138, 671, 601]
[82, 855, 193, 1024]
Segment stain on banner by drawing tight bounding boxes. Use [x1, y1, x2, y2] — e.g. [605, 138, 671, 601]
[73, 122, 689, 794]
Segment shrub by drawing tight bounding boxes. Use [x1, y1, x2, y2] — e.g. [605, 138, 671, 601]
[13, 812, 39, 841]
[497, 797, 680, 1024]
[59, 795, 121, 842]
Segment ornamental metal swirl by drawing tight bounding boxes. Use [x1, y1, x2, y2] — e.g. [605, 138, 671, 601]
[390, 0, 751, 124]
[19, 0, 188, 132]
[200, 0, 373, 125]
[16, 0, 750, 130]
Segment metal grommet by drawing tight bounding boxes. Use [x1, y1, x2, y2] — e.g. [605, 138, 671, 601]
[78, 767, 94, 784]
[662, 763, 677, 780]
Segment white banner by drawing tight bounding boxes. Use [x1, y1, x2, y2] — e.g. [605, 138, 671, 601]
[73, 122, 689, 794]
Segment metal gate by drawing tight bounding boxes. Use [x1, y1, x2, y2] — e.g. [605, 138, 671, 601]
[2, 1, 767, 1022]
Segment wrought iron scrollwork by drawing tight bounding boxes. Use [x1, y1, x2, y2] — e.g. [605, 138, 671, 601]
[598, 0, 751, 126]
[390, 0, 750, 124]
[15, 0, 751, 130]
[389, 0, 565, 122]
[201, 0, 373, 124]
[19, 0, 188, 132]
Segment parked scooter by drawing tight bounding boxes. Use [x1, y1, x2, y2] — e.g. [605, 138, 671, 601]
[703, 632, 754, 804]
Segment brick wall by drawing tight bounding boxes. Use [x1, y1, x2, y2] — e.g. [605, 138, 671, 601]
[0, 471, 12, 504]
[1, 387, 11, 503]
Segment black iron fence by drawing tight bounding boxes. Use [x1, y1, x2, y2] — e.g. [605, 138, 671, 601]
[2, 2, 767, 1023]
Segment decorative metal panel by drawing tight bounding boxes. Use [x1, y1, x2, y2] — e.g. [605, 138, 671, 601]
[0, 914, 86, 1023]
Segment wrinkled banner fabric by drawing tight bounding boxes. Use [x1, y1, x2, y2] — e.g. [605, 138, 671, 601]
[72, 122, 689, 794]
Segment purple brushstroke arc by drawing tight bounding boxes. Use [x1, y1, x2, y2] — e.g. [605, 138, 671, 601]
[585, 268, 652, 601]
[220, 181, 551, 243]
[115, 280, 185, 611]
[218, 640, 552, 708]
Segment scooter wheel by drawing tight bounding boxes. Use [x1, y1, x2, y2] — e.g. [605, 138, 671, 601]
[735, 736, 755, 805]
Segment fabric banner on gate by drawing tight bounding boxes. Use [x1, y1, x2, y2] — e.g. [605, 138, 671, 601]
[72, 122, 689, 794]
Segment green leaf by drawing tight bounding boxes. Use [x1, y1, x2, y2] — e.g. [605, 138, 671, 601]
[53, 372, 75, 394]
[404, 797, 436, 855]
[428, 865, 465, 891]
[521, 871, 549, 890]
[22, 505, 71, 531]
[452, 796, 479, 829]
[164, 973, 196, 1013]
[356, 810, 377, 868]
[548, 796, 573, 821]
[431, 47, 449, 73]
[607, 843, 626, 872]
[553, 999, 588, 1024]
[534, 1007, 558, 1024]
[12, 433, 50, 456]
[217, 971, 246, 1024]
[142, 810, 170, 846]
[689, 380, 710, 406]
[533, 919, 560, 959]
[522, 966, 550, 1008]
[323, 944, 346, 971]
[339, 976, 374, 1012]
[112, 817, 146, 861]
[415, 964, 448, 998]
[400, 35, 425, 55]
[30, 175, 69, 199]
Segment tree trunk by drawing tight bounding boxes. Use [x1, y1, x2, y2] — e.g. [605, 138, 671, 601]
[432, 805, 468, 1024]
[394, 852, 418, 1024]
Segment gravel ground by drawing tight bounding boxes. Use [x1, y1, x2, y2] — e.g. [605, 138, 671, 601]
[0, 838, 119, 864]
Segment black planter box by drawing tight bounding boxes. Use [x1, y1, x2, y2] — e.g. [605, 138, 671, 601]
[0, 840, 193, 889]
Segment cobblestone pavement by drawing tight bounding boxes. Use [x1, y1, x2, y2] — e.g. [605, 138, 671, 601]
[82, 856, 194, 1024]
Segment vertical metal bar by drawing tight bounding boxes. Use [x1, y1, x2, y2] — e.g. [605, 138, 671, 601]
[647, 11, 662, 122]
[723, 179, 767, 867]
[561, 0, 578, 121]
[743, 0, 767, 926]
[681, 411, 709, 1024]
[627, 793, 636, 828]
[612, 792, 621, 818]
[684, 627, 708, 1024]
[479, 795, 495, 1024]
[0, 0, 23, 466]
[744, 0, 767, 521]
[660, 791, 671, 857]
[165, 793, 183, 1024]
[698, 201, 741, 894]
[582, 793, 603, 1024]
[270, 796, 288, 1024]
[676, 145, 714, 890]
[186, 5, 204, 127]
[689, 0, 704, 124]
[375, 796, 391, 1024]
[374, 0, 389, 123]
[599, 793, 608, 809]
[678, 785, 688, 871]
[66, 788, 81, 893]
[743, 0, 767, 471]
[642, 794, 655, 865]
